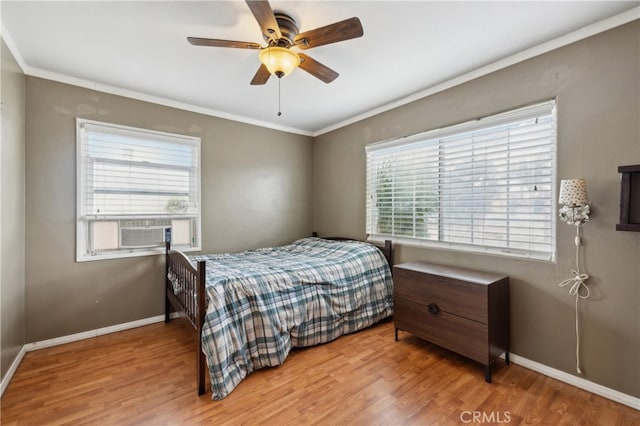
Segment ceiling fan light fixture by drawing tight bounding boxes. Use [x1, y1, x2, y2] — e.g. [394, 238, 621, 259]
[259, 46, 300, 78]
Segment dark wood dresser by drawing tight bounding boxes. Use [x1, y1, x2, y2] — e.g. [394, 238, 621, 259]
[393, 262, 510, 382]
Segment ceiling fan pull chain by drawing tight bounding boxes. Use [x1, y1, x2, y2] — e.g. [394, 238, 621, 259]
[277, 77, 282, 116]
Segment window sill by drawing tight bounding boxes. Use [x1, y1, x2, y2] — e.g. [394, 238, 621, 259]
[367, 235, 555, 263]
[76, 245, 201, 263]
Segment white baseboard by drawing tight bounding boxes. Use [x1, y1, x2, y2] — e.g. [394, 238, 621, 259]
[505, 353, 639, 410]
[2, 318, 638, 411]
[24, 314, 174, 352]
[0, 345, 26, 397]
[0, 313, 178, 398]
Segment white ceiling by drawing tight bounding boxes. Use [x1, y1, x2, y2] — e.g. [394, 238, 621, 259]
[2, 1, 638, 136]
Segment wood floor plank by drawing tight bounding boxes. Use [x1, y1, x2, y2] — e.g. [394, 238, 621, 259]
[1, 319, 638, 425]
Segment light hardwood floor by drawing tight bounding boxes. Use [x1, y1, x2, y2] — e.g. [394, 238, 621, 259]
[1, 319, 638, 425]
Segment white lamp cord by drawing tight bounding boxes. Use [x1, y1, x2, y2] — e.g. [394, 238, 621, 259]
[558, 224, 590, 374]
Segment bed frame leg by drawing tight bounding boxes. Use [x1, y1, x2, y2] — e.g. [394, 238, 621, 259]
[197, 350, 206, 396]
[164, 292, 171, 324]
[196, 260, 207, 396]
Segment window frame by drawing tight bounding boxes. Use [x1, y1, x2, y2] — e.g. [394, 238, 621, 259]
[365, 100, 557, 261]
[76, 118, 202, 262]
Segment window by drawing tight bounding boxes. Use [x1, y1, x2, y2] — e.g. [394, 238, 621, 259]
[366, 101, 556, 260]
[76, 119, 201, 261]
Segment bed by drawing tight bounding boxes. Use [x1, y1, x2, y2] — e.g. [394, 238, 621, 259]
[164, 235, 393, 399]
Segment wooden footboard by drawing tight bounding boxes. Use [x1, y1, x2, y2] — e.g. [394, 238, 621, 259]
[165, 242, 207, 396]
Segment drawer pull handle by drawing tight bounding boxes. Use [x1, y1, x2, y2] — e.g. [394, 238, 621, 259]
[427, 303, 440, 315]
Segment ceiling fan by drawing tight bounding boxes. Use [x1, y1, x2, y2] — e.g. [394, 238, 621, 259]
[187, 0, 364, 85]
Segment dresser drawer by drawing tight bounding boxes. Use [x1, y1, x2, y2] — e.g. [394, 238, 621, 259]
[394, 298, 489, 364]
[394, 266, 488, 324]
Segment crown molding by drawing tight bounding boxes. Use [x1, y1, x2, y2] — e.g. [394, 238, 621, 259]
[26, 66, 314, 136]
[3, 6, 638, 138]
[1, 19, 311, 137]
[0, 19, 28, 73]
[312, 6, 640, 137]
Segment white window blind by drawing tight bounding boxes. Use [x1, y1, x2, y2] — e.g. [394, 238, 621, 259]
[76, 119, 201, 261]
[366, 101, 557, 260]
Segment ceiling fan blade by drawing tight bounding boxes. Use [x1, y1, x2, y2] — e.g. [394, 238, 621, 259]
[187, 37, 261, 50]
[298, 53, 339, 84]
[294, 17, 363, 50]
[245, 1, 282, 42]
[250, 64, 271, 85]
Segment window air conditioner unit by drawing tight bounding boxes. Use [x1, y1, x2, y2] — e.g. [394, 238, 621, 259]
[120, 225, 169, 249]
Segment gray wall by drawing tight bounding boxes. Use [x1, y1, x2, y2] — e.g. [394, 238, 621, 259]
[313, 21, 640, 397]
[1, 39, 26, 379]
[25, 77, 313, 343]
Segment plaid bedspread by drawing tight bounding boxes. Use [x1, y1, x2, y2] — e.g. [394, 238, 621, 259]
[190, 237, 393, 400]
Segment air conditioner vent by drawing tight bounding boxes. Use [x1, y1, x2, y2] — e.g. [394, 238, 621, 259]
[120, 226, 168, 248]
